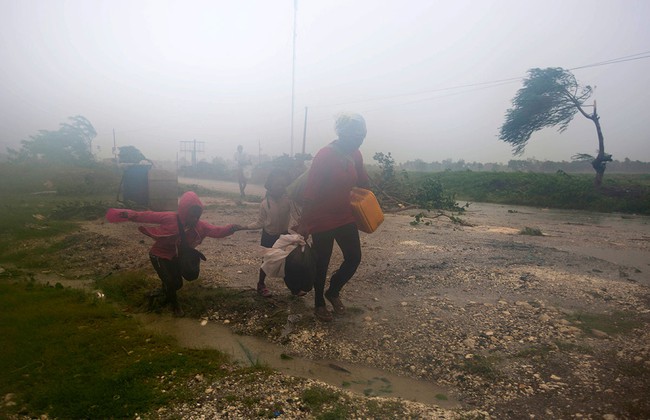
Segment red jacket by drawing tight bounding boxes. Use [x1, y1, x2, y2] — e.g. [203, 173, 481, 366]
[106, 191, 234, 260]
[302, 142, 369, 234]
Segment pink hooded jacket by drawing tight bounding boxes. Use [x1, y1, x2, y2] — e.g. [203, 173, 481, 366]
[106, 191, 235, 260]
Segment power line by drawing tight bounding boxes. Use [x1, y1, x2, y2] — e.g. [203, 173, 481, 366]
[310, 77, 522, 109]
[310, 50, 650, 110]
[569, 51, 650, 70]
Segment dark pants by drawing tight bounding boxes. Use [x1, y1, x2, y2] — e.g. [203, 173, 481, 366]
[311, 223, 361, 307]
[149, 254, 183, 307]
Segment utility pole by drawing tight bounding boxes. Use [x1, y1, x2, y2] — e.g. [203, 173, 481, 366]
[302, 106, 308, 154]
[179, 140, 204, 167]
[112, 128, 119, 165]
[290, 0, 298, 156]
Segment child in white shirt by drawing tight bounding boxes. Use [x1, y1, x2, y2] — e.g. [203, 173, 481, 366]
[244, 169, 291, 297]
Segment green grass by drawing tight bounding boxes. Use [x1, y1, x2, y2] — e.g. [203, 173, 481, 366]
[514, 344, 556, 358]
[566, 311, 642, 336]
[412, 171, 650, 214]
[0, 278, 236, 419]
[96, 270, 266, 319]
[301, 386, 349, 419]
[0, 162, 120, 196]
[554, 340, 594, 355]
[0, 163, 120, 258]
[520, 226, 543, 236]
[458, 354, 501, 380]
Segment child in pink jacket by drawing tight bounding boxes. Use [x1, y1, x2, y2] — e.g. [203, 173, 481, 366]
[106, 191, 242, 316]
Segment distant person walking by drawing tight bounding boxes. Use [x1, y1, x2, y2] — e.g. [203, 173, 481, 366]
[296, 113, 370, 322]
[106, 191, 243, 317]
[234, 145, 252, 198]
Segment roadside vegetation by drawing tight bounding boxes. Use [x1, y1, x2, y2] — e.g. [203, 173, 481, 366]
[368, 151, 650, 218]
[1, 160, 648, 418]
[409, 170, 650, 215]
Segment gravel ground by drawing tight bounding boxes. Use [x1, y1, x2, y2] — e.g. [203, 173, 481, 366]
[77, 189, 650, 419]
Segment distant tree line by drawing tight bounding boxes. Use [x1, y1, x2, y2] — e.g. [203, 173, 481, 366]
[397, 158, 650, 174]
[7, 116, 96, 165]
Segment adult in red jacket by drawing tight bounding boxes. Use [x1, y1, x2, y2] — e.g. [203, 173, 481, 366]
[297, 113, 370, 322]
[106, 191, 242, 316]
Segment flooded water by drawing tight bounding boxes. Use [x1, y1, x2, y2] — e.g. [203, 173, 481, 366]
[136, 313, 459, 408]
[467, 203, 650, 285]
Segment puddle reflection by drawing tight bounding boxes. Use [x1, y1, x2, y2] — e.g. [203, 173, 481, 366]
[136, 313, 459, 408]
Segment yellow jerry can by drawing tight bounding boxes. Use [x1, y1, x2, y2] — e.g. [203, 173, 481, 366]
[350, 187, 384, 233]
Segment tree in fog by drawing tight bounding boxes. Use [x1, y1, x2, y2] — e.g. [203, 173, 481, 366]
[8, 115, 97, 165]
[499, 68, 610, 186]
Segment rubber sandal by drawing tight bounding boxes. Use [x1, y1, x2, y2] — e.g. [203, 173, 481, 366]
[172, 305, 185, 317]
[325, 291, 346, 315]
[257, 285, 272, 298]
[292, 290, 308, 297]
[314, 306, 333, 322]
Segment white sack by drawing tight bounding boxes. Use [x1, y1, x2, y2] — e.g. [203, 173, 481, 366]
[260, 234, 306, 278]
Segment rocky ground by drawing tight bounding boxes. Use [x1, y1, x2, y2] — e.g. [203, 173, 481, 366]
[73, 188, 650, 419]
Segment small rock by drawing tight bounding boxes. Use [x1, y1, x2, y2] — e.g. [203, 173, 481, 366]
[400, 302, 408, 306]
[550, 375, 562, 381]
[591, 329, 609, 339]
[515, 301, 533, 309]
[462, 338, 476, 349]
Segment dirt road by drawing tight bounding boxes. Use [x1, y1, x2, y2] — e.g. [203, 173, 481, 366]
[179, 176, 266, 197]
[83, 183, 650, 418]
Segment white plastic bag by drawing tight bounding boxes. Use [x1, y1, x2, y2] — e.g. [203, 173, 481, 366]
[260, 234, 306, 278]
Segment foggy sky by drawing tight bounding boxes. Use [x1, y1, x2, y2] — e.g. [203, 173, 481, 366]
[1, 0, 649, 165]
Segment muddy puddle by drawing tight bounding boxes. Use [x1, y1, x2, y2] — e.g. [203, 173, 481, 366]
[31, 273, 456, 406]
[135, 313, 459, 408]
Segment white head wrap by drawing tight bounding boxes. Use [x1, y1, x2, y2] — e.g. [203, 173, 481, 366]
[334, 113, 366, 138]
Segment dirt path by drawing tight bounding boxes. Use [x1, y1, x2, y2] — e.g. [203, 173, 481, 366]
[179, 176, 266, 197]
[81, 187, 650, 418]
